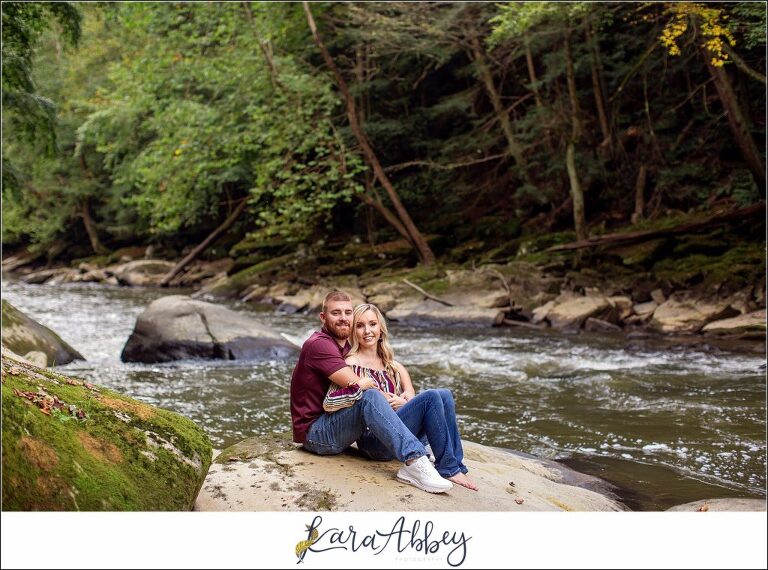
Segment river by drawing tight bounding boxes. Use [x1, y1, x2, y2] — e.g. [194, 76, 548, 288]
[2, 276, 765, 510]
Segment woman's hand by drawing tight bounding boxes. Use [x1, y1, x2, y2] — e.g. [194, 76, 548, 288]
[384, 392, 408, 411]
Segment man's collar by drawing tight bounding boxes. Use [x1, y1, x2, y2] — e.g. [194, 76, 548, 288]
[321, 327, 349, 350]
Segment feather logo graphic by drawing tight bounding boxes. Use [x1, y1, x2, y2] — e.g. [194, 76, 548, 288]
[295, 524, 319, 564]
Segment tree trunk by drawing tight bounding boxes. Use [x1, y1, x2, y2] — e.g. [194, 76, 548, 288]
[524, 31, 554, 152]
[159, 198, 248, 287]
[524, 32, 543, 109]
[468, 32, 527, 173]
[565, 142, 586, 241]
[303, 2, 435, 264]
[586, 20, 611, 151]
[79, 198, 108, 255]
[355, 190, 412, 246]
[701, 49, 766, 194]
[631, 164, 647, 224]
[564, 29, 586, 242]
[76, 153, 108, 255]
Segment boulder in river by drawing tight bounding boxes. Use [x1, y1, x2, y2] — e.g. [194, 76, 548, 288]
[121, 295, 298, 363]
[194, 435, 627, 512]
[2, 352, 212, 510]
[1, 300, 84, 366]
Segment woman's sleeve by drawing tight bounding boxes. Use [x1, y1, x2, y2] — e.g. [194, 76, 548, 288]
[323, 381, 363, 412]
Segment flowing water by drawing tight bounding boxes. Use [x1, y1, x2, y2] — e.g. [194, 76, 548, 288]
[2, 276, 766, 510]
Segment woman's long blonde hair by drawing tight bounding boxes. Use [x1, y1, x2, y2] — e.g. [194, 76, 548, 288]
[348, 303, 396, 374]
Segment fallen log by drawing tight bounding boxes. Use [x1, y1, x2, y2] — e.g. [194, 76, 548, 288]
[547, 202, 765, 252]
[160, 198, 248, 287]
[402, 278, 453, 307]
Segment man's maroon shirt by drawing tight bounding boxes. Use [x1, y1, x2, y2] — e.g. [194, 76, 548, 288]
[290, 329, 351, 443]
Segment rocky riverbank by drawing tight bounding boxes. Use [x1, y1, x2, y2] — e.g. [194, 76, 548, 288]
[4, 228, 765, 352]
[194, 435, 628, 512]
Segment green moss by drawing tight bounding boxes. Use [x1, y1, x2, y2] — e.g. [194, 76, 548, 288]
[69, 254, 111, 268]
[206, 253, 296, 296]
[652, 243, 766, 288]
[2, 356, 212, 511]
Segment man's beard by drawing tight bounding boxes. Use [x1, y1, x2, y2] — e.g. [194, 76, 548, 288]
[328, 322, 350, 340]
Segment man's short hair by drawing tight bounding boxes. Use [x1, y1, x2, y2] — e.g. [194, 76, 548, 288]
[322, 290, 351, 313]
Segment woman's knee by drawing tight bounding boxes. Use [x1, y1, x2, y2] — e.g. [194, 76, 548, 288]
[421, 389, 444, 405]
[361, 388, 387, 407]
[436, 388, 455, 407]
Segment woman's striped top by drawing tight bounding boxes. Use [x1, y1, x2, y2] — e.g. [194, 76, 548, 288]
[322, 364, 401, 413]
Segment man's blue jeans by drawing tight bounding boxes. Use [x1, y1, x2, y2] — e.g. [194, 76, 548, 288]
[303, 389, 425, 463]
[356, 388, 469, 478]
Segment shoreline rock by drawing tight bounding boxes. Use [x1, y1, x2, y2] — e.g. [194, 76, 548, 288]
[194, 435, 627, 512]
[4, 244, 764, 352]
[666, 498, 766, 512]
[1, 300, 84, 367]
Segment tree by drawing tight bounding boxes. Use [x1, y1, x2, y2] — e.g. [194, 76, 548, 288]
[303, 2, 436, 265]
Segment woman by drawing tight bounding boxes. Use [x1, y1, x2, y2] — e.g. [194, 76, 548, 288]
[345, 303, 478, 491]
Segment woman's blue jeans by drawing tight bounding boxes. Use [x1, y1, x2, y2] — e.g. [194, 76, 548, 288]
[303, 389, 425, 463]
[357, 388, 469, 478]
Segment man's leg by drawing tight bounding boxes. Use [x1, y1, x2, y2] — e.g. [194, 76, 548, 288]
[307, 390, 425, 463]
[303, 404, 367, 455]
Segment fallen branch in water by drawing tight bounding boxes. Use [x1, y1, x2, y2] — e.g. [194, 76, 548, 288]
[402, 278, 454, 307]
[502, 319, 548, 330]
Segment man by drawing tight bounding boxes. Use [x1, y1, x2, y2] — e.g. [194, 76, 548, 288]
[290, 290, 452, 493]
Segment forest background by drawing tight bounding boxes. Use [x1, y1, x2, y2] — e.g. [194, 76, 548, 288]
[2, 1, 765, 288]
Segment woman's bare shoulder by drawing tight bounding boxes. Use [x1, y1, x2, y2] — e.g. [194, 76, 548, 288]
[392, 360, 409, 374]
[345, 354, 361, 366]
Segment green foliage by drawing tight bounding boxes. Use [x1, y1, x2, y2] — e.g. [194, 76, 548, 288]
[729, 2, 767, 50]
[2, 2, 764, 261]
[1, 1, 81, 150]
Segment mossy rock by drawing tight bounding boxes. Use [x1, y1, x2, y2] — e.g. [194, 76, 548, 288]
[1, 353, 212, 510]
[652, 243, 766, 290]
[605, 238, 671, 267]
[203, 253, 296, 298]
[1, 300, 84, 367]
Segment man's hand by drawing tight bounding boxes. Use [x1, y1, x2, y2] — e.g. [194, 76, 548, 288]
[384, 392, 408, 411]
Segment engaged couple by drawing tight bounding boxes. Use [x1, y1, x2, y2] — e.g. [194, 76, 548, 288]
[290, 290, 478, 493]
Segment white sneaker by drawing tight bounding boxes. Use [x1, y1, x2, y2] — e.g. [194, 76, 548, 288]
[397, 456, 453, 493]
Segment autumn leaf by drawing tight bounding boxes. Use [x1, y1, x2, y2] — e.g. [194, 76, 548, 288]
[515, 497, 524, 505]
[697, 504, 710, 512]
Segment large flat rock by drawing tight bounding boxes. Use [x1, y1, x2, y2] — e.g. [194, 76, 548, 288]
[194, 436, 626, 512]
